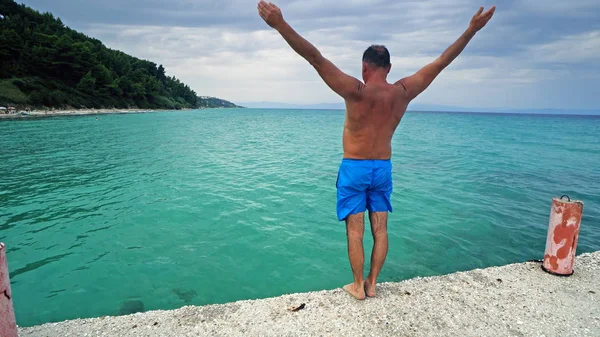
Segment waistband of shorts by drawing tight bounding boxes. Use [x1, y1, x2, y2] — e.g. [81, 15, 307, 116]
[342, 158, 391, 162]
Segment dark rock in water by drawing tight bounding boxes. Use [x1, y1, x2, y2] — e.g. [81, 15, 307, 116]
[172, 288, 198, 303]
[119, 300, 145, 315]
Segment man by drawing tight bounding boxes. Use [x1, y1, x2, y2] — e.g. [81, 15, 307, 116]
[258, 1, 495, 300]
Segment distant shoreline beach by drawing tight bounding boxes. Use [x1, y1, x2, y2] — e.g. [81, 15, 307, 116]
[0, 107, 219, 119]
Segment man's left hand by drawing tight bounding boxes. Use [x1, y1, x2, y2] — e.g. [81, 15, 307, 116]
[258, 1, 284, 29]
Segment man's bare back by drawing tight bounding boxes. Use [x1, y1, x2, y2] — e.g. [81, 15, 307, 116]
[258, 0, 495, 300]
[343, 83, 407, 159]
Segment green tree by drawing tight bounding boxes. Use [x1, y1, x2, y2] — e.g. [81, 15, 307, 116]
[92, 64, 113, 87]
[107, 79, 122, 96]
[117, 76, 133, 96]
[76, 71, 96, 94]
[157, 64, 166, 83]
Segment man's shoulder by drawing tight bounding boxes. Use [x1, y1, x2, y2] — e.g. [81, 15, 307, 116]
[392, 80, 409, 93]
[362, 83, 408, 100]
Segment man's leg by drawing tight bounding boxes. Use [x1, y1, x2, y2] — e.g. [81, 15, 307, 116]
[342, 212, 366, 300]
[365, 211, 388, 297]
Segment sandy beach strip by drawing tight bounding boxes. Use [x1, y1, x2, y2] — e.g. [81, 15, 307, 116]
[0, 108, 186, 119]
[19, 251, 600, 337]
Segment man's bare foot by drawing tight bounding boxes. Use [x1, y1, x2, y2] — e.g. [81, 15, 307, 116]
[343, 282, 366, 300]
[364, 279, 376, 297]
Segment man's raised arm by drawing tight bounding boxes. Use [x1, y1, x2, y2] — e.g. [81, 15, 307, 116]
[257, 1, 364, 101]
[397, 6, 496, 101]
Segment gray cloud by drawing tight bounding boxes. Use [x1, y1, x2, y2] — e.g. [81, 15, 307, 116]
[18, 0, 600, 109]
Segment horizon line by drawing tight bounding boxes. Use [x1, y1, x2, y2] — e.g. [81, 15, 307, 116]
[237, 102, 599, 111]
[233, 107, 600, 117]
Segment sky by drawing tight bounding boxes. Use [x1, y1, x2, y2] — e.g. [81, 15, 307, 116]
[18, 0, 600, 110]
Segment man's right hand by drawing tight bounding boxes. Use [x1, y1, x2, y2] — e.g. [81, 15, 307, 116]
[258, 1, 285, 30]
[468, 6, 496, 33]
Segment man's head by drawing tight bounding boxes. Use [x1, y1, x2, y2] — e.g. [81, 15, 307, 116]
[362, 45, 391, 82]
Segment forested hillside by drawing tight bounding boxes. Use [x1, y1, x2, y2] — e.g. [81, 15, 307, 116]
[197, 96, 243, 108]
[0, 0, 241, 110]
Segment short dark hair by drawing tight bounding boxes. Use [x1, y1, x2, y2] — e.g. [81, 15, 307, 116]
[362, 45, 390, 68]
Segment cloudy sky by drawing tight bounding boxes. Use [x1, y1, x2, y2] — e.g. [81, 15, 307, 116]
[20, 0, 600, 110]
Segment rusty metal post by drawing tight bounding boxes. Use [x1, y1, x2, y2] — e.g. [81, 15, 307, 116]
[542, 196, 584, 276]
[0, 242, 18, 337]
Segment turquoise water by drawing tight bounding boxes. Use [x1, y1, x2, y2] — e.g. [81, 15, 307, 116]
[1, 109, 599, 327]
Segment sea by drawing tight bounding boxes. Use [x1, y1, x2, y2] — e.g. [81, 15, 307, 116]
[1, 108, 599, 327]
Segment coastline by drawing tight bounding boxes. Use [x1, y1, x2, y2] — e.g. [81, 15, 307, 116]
[19, 251, 600, 337]
[0, 108, 193, 120]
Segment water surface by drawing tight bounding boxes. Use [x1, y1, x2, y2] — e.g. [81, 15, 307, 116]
[1, 109, 598, 326]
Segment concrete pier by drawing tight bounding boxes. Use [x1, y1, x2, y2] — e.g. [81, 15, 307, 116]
[20, 251, 600, 337]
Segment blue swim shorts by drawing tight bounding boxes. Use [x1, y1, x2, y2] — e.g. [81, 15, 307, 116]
[336, 158, 393, 221]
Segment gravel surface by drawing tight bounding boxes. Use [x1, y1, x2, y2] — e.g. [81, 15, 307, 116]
[20, 252, 600, 337]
